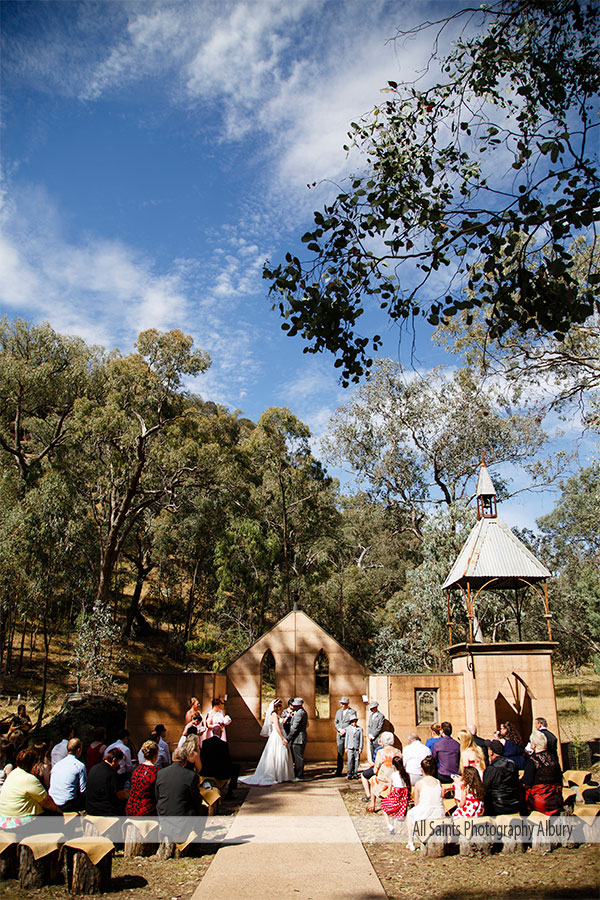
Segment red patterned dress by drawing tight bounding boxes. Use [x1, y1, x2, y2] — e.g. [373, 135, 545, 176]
[452, 786, 484, 818]
[125, 764, 158, 816]
[380, 772, 411, 819]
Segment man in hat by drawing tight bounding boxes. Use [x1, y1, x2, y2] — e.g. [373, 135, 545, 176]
[344, 712, 363, 780]
[334, 697, 358, 776]
[482, 740, 520, 815]
[367, 701, 385, 763]
[287, 698, 308, 780]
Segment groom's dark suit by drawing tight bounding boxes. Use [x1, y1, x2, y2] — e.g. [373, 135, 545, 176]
[287, 707, 308, 778]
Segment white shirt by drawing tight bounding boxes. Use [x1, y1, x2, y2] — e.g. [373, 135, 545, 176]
[402, 739, 431, 776]
[49, 753, 87, 805]
[105, 739, 133, 775]
[51, 739, 69, 768]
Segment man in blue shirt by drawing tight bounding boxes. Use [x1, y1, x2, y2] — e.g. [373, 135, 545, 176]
[49, 738, 87, 812]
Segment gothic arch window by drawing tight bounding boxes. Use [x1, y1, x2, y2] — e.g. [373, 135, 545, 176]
[415, 689, 438, 725]
[315, 649, 330, 719]
[261, 649, 276, 719]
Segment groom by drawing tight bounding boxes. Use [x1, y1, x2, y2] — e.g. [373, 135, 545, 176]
[287, 697, 308, 780]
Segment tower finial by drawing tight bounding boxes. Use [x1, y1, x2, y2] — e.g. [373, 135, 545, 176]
[476, 458, 497, 520]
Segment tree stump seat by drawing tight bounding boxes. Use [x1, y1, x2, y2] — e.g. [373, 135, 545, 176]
[123, 819, 159, 858]
[62, 838, 114, 894]
[0, 833, 18, 880]
[18, 833, 64, 889]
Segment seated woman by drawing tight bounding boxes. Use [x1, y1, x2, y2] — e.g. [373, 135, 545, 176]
[182, 733, 202, 774]
[366, 732, 401, 812]
[126, 741, 159, 816]
[522, 730, 563, 814]
[405, 755, 445, 851]
[452, 765, 485, 818]
[86, 727, 107, 773]
[31, 741, 51, 789]
[380, 756, 412, 834]
[0, 749, 61, 830]
[457, 729, 486, 777]
[500, 722, 525, 770]
[425, 724, 442, 752]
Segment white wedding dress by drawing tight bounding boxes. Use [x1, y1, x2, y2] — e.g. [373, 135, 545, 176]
[240, 708, 294, 786]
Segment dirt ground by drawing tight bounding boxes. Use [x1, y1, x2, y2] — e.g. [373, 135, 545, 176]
[341, 787, 600, 900]
[0, 791, 249, 900]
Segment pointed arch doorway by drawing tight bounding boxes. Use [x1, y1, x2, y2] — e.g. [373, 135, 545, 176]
[261, 649, 276, 719]
[495, 671, 534, 744]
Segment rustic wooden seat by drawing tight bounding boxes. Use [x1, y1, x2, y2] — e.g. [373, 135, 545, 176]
[123, 818, 159, 858]
[18, 832, 63, 889]
[0, 832, 18, 880]
[62, 836, 114, 894]
[563, 770, 592, 789]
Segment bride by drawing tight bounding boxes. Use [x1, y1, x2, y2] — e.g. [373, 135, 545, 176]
[240, 698, 294, 785]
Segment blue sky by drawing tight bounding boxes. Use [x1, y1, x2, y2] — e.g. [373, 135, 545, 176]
[0, 0, 589, 529]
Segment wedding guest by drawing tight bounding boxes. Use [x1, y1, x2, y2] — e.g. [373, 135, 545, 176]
[366, 732, 399, 812]
[467, 723, 489, 765]
[522, 730, 563, 814]
[126, 741, 159, 816]
[380, 755, 411, 834]
[0, 749, 61, 830]
[49, 738, 86, 812]
[155, 724, 171, 766]
[425, 724, 442, 752]
[457, 729, 486, 776]
[499, 722, 525, 770]
[86, 727, 107, 773]
[86, 748, 129, 815]
[431, 722, 460, 783]
[31, 741, 51, 788]
[406, 756, 445, 851]
[105, 729, 134, 779]
[534, 717, 558, 757]
[482, 740, 520, 815]
[452, 765, 485, 818]
[155, 747, 201, 816]
[51, 723, 74, 767]
[200, 724, 240, 796]
[182, 733, 202, 774]
[402, 733, 431, 785]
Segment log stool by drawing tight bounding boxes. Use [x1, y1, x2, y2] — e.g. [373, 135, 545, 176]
[63, 837, 114, 894]
[416, 818, 451, 857]
[0, 832, 18, 881]
[456, 816, 494, 857]
[18, 832, 64, 889]
[495, 814, 526, 853]
[123, 818, 159, 858]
